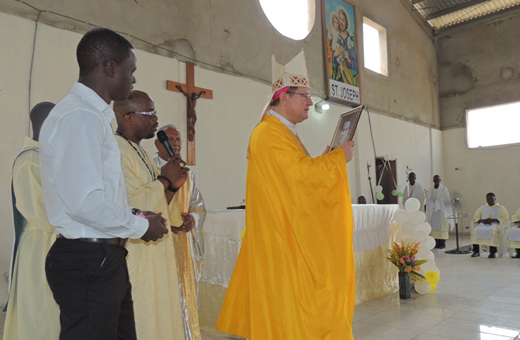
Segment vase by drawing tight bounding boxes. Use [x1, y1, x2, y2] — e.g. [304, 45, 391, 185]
[398, 272, 411, 299]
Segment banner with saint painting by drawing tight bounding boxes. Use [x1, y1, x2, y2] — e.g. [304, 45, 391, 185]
[321, 0, 361, 105]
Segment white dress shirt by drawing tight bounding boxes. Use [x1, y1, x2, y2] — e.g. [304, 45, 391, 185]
[39, 82, 148, 239]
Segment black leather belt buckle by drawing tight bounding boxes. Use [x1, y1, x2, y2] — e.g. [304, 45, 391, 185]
[57, 235, 128, 247]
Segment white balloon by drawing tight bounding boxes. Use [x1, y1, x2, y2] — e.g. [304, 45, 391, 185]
[393, 209, 410, 224]
[422, 259, 436, 271]
[416, 222, 432, 234]
[417, 245, 429, 258]
[413, 230, 428, 243]
[415, 280, 431, 294]
[403, 237, 414, 245]
[411, 211, 426, 224]
[401, 220, 416, 234]
[405, 198, 421, 212]
[426, 236, 436, 250]
[383, 154, 390, 161]
[432, 267, 440, 275]
[395, 231, 409, 243]
[375, 185, 383, 193]
[426, 251, 435, 261]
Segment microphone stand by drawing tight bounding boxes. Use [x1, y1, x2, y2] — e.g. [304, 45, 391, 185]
[446, 207, 471, 254]
[367, 163, 375, 204]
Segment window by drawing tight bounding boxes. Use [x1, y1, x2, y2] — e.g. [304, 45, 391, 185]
[466, 101, 520, 148]
[363, 17, 387, 76]
[259, 0, 315, 40]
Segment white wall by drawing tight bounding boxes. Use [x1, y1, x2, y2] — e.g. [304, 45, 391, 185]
[0, 12, 442, 306]
[443, 128, 520, 225]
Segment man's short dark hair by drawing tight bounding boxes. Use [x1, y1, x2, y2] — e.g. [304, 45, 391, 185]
[76, 28, 134, 76]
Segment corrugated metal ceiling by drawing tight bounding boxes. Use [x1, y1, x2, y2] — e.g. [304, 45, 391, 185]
[410, 0, 520, 33]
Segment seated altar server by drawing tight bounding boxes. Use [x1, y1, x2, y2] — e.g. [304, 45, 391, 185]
[471, 192, 509, 258]
[508, 208, 520, 258]
[426, 175, 454, 249]
[403, 172, 426, 212]
[217, 50, 357, 340]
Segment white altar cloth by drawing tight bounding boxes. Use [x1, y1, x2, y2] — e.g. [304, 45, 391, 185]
[201, 204, 398, 288]
[199, 205, 400, 335]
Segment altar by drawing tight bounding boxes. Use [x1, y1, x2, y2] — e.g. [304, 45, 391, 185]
[199, 204, 400, 335]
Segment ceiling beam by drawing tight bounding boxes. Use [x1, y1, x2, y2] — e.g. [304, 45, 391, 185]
[436, 5, 520, 36]
[426, 0, 490, 21]
[412, 0, 426, 4]
[398, 0, 434, 41]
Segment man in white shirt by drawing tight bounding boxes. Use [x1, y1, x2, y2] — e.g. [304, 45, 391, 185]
[40, 28, 168, 340]
[403, 172, 426, 211]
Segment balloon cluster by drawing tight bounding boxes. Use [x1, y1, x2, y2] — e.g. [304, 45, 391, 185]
[375, 185, 384, 201]
[376, 184, 404, 200]
[393, 198, 440, 294]
[383, 154, 397, 161]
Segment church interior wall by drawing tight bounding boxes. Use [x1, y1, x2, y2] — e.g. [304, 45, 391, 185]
[0, 0, 440, 127]
[437, 13, 520, 129]
[442, 128, 520, 231]
[0, 0, 443, 306]
[437, 13, 520, 229]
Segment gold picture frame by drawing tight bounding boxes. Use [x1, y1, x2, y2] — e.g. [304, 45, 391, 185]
[330, 105, 364, 149]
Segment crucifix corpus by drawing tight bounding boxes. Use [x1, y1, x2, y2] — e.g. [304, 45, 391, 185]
[166, 62, 213, 165]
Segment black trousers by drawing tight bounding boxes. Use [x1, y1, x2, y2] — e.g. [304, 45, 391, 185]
[472, 244, 497, 254]
[46, 239, 137, 340]
[434, 239, 446, 248]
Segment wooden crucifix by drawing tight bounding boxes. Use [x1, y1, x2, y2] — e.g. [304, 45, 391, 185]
[166, 62, 213, 165]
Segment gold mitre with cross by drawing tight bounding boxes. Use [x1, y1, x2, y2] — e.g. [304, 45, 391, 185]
[261, 49, 311, 117]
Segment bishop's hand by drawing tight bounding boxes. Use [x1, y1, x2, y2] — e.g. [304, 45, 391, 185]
[338, 140, 355, 163]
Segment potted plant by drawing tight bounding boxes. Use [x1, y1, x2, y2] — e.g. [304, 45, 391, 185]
[386, 240, 427, 299]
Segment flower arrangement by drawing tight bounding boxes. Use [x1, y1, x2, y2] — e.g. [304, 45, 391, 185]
[387, 240, 427, 281]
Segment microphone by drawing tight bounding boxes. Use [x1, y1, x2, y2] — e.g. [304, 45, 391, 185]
[157, 130, 176, 158]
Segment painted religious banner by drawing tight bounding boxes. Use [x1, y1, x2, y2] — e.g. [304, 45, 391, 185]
[321, 0, 361, 105]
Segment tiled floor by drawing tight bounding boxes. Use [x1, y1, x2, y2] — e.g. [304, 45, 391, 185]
[3, 238, 520, 340]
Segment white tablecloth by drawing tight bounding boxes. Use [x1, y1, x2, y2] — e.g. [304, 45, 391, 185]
[201, 204, 398, 288]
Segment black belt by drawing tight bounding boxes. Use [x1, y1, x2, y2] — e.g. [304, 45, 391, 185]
[56, 234, 128, 246]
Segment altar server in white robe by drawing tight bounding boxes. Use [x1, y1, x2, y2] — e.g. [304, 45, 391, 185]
[3, 102, 60, 340]
[403, 172, 426, 212]
[471, 193, 509, 258]
[508, 208, 520, 258]
[426, 175, 454, 249]
[153, 124, 206, 298]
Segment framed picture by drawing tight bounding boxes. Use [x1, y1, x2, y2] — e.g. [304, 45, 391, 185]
[330, 105, 364, 149]
[321, 0, 361, 105]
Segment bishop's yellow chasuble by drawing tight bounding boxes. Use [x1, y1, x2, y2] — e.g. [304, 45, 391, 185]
[217, 115, 356, 340]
